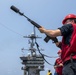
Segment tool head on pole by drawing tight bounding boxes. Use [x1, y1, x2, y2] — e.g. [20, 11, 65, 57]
[10, 5, 20, 13]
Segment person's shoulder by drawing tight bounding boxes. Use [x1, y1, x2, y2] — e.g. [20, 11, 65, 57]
[63, 24, 72, 27]
[58, 24, 73, 31]
[61, 24, 73, 32]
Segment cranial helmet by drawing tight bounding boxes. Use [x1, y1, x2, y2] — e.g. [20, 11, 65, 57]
[62, 14, 76, 24]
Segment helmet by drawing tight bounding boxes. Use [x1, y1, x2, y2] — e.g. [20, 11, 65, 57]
[62, 14, 76, 24]
[57, 50, 62, 54]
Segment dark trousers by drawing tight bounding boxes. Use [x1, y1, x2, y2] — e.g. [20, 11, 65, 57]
[62, 60, 76, 75]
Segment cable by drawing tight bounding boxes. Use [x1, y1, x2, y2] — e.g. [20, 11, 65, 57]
[35, 41, 54, 66]
[35, 37, 58, 58]
[0, 22, 23, 36]
[42, 54, 58, 58]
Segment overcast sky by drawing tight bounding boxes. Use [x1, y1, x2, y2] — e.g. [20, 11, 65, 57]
[0, 0, 76, 75]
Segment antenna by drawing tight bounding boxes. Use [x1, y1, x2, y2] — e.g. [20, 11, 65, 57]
[33, 26, 36, 42]
[23, 26, 42, 56]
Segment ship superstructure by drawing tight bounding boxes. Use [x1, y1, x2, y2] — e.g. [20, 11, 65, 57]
[20, 32, 44, 75]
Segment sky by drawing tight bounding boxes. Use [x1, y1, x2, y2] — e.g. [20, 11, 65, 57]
[0, 0, 76, 75]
